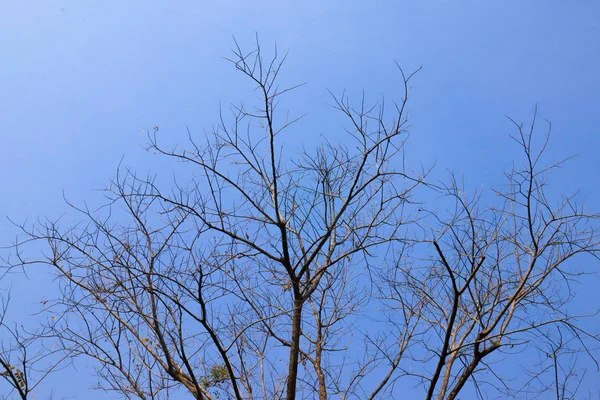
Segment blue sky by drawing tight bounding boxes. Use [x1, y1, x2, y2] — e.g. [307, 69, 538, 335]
[1, 1, 599, 398]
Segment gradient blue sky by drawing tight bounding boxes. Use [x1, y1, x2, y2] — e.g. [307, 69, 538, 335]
[1, 1, 599, 398]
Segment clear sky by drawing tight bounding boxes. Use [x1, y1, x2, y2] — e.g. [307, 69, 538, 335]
[1, 1, 599, 398]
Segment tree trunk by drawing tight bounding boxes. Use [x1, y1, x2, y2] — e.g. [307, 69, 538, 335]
[286, 298, 303, 400]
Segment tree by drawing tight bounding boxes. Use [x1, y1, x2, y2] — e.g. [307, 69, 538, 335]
[378, 113, 600, 399]
[0, 295, 33, 400]
[0, 292, 66, 400]
[6, 40, 600, 399]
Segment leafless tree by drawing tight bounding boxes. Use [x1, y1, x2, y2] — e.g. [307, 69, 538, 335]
[0, 293, 65, 400]
[10, 39, 423, 399]
[371, 110, 600, 399]
[514, 326, 588, 399]
[6, 40, 600, 400]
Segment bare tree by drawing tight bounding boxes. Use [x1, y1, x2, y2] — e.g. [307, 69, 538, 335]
[6, 40, 600, 400]
[10, 39, 423, 399]
[371, 111, 600, 399]
[514, 326, 588, 400]
[0, 296, 31, 400]
[0, 293, 65, 400]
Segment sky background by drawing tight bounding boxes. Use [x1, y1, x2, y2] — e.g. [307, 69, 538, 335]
[1, 1, 600, 398]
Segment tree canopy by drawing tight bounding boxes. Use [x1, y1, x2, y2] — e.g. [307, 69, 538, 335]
[2, 40, 599, 400]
